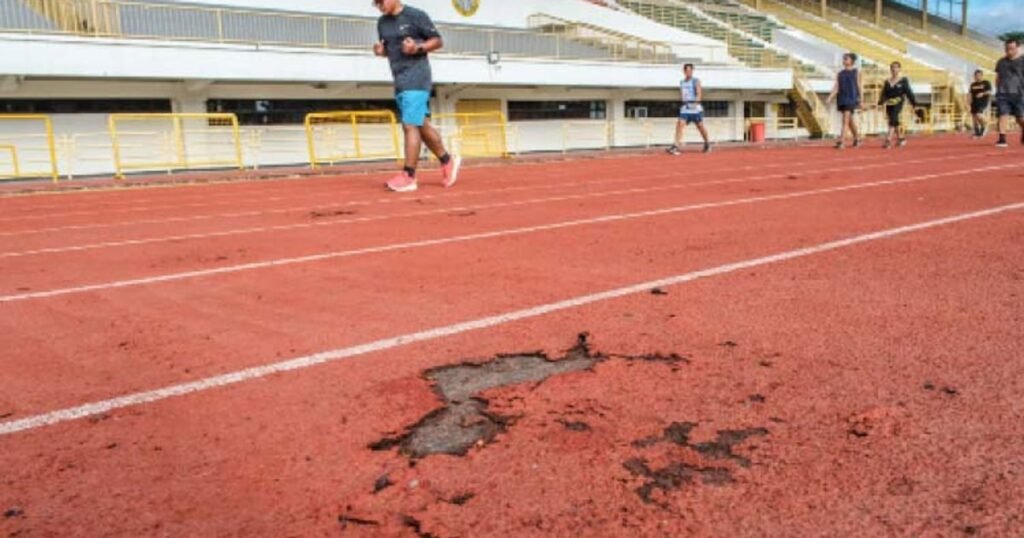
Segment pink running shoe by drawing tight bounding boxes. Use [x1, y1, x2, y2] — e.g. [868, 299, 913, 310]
[441, 154, 462, 188]
[386, 171, 417, 193]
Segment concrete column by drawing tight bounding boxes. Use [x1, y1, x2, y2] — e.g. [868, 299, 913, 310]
[921, 0, 929, 30]
[608, 95, 628, 149]
[875, 0, 883, 25]
[961, 0, 968, 35]
[733, 99, 746, 142]
[820, 0, 827, 18]
[172, 88, 212, 167]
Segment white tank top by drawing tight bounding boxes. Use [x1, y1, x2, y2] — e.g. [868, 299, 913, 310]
[680, 77, 702, 112]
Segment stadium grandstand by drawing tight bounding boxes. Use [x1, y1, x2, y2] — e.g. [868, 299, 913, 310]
[0, 0, 1005, 181]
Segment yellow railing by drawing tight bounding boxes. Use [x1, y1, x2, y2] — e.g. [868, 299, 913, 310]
[108, 113, 243, 178]
[0, 144, 20, 178]
[744, 116, 801, 140]
[433, 112, 509, 159]
[0, 0, 675, 63]
[304, 110, 401, 169]
[0, 114, 59, 182]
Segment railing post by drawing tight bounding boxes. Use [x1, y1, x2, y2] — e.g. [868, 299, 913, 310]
[216, 9, 224, 43]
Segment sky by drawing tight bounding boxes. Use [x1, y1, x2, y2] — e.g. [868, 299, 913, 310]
[966, 0, 1023, 34]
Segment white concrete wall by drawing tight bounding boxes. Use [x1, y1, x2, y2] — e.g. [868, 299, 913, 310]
[0, 81, 795, 178]
[772, 28, 844, 75]
[907, 42, 976, 88]
[0, 33, 789, 90]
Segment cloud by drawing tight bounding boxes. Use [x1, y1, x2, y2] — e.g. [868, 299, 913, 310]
[970, 0, 1024, 34]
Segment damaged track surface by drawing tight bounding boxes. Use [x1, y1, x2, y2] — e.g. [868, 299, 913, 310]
[372, 335, 685, 458]
[1, 139, 1024, 537]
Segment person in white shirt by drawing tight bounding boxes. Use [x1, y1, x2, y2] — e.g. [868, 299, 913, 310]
[666, 64, 712, 155]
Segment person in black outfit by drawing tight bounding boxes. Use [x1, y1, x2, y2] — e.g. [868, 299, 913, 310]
[827, 53, 863, 149]
[877, 62, 918, 149]
[967, 70, 992, 138]
[994, 38, 1024, 148]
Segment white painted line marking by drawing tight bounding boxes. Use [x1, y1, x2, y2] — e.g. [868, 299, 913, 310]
[0, 163, 1017, 304]
[1, 200, 1021, 437]
[0, 152, 978, 238]
[0, 154, 985, 258]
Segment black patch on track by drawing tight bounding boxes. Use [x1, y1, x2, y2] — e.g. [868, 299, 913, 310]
[310, 209, 357, 218]
[625, 422, 769, 503]
[371, 334, 685, 459]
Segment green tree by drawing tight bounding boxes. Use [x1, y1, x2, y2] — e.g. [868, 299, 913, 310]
[998, 31, 1024, 43]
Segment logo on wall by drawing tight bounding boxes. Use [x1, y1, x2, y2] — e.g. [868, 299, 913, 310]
[452, 0, 480, 17]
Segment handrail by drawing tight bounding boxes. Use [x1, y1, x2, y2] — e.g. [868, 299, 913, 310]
[1, 0, 680, 63]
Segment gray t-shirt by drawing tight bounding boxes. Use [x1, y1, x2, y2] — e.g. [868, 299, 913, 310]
[995, 55, 1024, 96]
[377, 5, 440, 93]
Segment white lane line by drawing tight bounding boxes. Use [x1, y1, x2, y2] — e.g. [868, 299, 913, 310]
[0, 163, 1017, 304]
[0, 153, 986, 259]
[0, 156, 760, 222]
[0, 152, 971, 237]
[2, 200, 1021, 437]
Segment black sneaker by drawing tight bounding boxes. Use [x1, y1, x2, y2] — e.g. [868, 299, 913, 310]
[834, 141, 845, 150]
[852, 138, 862, 148]
[666, 145, 681, 155]
[882, 140, 892, 150]
[703, 143, 711, 154]
[996, 137, 1009, 148]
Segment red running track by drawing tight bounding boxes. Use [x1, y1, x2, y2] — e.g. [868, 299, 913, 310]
[0, 136, 1022, 536]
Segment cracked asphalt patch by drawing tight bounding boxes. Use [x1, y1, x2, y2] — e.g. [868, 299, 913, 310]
[626, 421, 769, 504]
[371, 334, 686, 459]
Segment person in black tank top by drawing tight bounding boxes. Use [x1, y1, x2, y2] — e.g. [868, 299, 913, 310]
[876, 62, 918, 149]
[968, 70, 993, 138]
[827, 53, 863, 150]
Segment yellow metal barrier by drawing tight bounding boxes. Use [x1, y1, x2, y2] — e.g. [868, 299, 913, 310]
[108, 113, 242, 179]
[0, 145, 19, 178]
[305, 110, 401, 168]
[0, 115, 59, 183]
[744, 117, 802, 141]
[432, 112, 509, 159]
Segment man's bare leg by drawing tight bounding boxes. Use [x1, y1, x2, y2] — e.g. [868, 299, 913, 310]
[419, 118, 447, 159]
[403, 124, 423, 169]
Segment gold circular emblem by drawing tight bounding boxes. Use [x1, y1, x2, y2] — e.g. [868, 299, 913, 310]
[452, 0, 480, 17]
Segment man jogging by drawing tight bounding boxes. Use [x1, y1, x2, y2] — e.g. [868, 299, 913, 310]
[666, 64, 712, 155]
[994, 38, 1024, 148]
[967, 70, 992, 139]
[374, 0, 460, 192]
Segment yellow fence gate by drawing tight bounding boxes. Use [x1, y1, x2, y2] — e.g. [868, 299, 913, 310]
[433, 108, 509, 159]
[305, 110, 401, 169]
[0, 115, 59, 183]
[108, 113, 243, 179]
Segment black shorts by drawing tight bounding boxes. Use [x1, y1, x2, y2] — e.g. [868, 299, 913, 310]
[838, 103, 859, 113]
[885, 103, 904, 128]
[970, 100, 990, 115]
[996, 94, 1024, 118]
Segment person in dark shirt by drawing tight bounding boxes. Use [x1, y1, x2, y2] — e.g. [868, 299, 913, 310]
[374, 0, 461, 192]
[994, 38, 1024, 148]
[876, 61, 918, 149]
[827, 53, 863, 150]
[967, 70, 992, 138]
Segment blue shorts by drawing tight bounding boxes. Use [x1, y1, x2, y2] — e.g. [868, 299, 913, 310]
[679, 111, 703, 125]
[396, 90, 431, 127]
[996, 94, 1024, 119]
